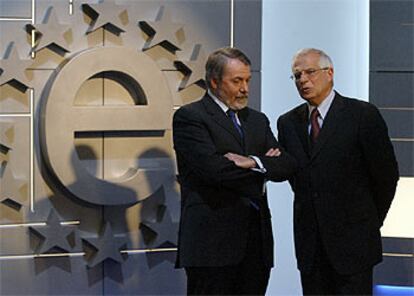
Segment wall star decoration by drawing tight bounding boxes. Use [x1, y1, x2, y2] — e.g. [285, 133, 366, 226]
[0, 123, 27, 210]
[0, 164, 26, 210]
[0, 44, 32, 90]
[30, 210, 74, 253]
[0, 122, 14, 151]
[139, 6, 184, 53]
[174, 44, 207, 90]
[82, 0, 127, 35]
[141, 205, 178, 248]
[26, 7, 71, 54]
[82, 222, 127, 268]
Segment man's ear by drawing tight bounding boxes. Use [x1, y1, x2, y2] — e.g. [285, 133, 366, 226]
[327, 67, 334, 81]
[210, 78, 218, 90]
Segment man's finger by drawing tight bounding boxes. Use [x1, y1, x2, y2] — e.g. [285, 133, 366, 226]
[265, 148, 275, 156]
[266, 148, 281, 157]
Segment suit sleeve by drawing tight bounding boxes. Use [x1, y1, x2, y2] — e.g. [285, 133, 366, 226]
[257, 116, 298, 182]
[359, 104, 399, 225]
[173, 106, 264, 196]
[276, 116, 286, 148]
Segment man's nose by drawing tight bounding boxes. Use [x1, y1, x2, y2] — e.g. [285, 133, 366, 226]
[240, 81, 249, 93]
[298, 72, 309, 83]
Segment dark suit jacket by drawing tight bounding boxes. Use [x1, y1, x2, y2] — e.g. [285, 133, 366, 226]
[173, 94, 297, 268]
[277, 92, 399, 275]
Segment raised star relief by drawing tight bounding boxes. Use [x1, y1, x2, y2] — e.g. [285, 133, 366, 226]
[26, 7, 71, 55]
[174, 44, 207, 90]
[139, 6, 184, 53]
[29, 209, 74, 253]
[82, 222, 127, 268]
[0, 43, 32, 91]
[82, 0, 127, 35]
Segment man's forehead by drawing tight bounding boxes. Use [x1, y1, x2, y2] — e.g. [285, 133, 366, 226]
[293, 54, 319, 69]
[223, 59, 251, 74]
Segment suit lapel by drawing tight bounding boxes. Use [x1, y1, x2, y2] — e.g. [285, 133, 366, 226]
[311, 94, 345, 160]
[202, 95, 244, 146]
[293, 104, 311, 157]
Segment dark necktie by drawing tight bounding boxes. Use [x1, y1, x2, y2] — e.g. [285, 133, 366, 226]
[310, 108, 320, 143]
[227, 109, 258, 210]
[227, 109, 244, 139]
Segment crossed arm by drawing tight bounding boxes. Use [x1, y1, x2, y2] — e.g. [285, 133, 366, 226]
[224, 148, 281, 169]
[173, 106, 297, 192]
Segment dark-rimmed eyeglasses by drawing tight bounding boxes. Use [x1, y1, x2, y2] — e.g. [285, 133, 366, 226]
[290, 67, 329, 81]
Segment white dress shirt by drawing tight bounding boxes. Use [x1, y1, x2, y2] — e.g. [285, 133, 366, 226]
[307, 88, 335, 134]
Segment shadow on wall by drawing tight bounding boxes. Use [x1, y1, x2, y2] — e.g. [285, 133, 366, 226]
[29, 144, 184, 293]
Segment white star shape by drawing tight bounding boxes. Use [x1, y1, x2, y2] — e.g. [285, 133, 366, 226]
[0, 122, 14, 150]
[0, 164, 27, 208]
[0, 44, 32, 89]
[82, 0, 127, 34]
[28, 7, 71, 54]
[0, 122, 13, 174]
[174, 44, 207, 90]
[139, 6, 184, 53]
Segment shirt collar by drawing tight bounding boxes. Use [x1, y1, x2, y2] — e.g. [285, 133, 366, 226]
[307, 88, 335, 120]
[208, 89, 229, 113]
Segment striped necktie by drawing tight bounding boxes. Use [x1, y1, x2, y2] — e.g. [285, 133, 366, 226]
[310, 108, 320, 143]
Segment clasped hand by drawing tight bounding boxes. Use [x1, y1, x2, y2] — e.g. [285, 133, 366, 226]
[224, 148, 281, 169]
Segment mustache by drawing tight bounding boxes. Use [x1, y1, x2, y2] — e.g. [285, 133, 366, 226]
[236, 95, 248, 100]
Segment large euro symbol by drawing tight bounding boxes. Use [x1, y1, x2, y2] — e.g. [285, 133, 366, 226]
[40, 47, 172, 205]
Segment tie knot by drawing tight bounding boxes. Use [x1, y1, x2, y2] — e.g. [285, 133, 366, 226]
[311, 108, 319, 119]
[227, 109, 237, 117]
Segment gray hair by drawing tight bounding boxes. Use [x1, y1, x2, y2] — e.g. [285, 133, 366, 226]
[292, 48, 333, 69]
[205, 47, 251, 89]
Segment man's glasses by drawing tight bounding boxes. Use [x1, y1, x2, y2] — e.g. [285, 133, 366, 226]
[290, 67, 329, 81]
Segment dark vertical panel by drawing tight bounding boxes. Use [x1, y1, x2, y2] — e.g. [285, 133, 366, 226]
[234, 0, 262, 71]
[234, 0, 262, 112]
[370, 0, 414, 288]
[248, 71, 261, 111]
[392, 141, 414, 177]
[382, 237, 414, 254]
[370, 0, 414, 71]
[379, 110, 414, 139]
[374, 256, 414, 286]
[370, 0, 414, 176]
[370, 72, 414, 108]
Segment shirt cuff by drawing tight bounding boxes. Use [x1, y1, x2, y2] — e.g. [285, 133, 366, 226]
[249, 155, 267, 174]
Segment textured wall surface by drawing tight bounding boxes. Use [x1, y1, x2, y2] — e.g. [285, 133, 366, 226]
[0, 0, 262, 294]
